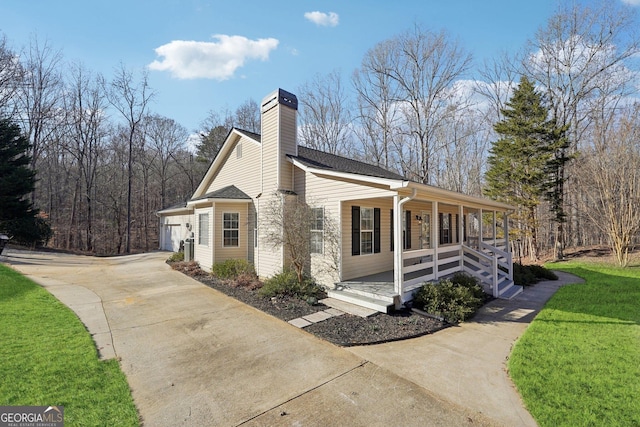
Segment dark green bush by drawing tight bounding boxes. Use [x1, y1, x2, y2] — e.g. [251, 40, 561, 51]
[211, 259, 256, 279]
[513, 263, 558, 286]
[513, 262, 537, 286]
[450, 272, 487, 302]
[528, 264, 558, 280]
[167, 251, 184, 262]
[259, 269, 325, 300]
[412, 275, 486, 324]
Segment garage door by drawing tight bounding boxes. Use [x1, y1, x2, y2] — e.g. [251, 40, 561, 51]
[163, 225, 183, 252]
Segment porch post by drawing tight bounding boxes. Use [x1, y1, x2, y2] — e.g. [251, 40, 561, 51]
[458, 204, 464, 270]
[432, 201, 439, 280]
[393, 194, 402, 296]
[492, 211, 497, 245]
[505, 212, 513, 281]
[478, 208, 483, 250]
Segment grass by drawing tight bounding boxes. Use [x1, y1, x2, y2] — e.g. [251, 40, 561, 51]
[0, 264, 139, 426]
[509, 261, 640, 427]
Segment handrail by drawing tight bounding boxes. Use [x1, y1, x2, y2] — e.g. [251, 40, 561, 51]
[462, 244, 499, 297]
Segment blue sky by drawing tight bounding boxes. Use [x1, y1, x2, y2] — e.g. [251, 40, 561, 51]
[1, 0, 638, 133]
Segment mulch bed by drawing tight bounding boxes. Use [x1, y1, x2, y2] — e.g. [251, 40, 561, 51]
[170, 261, 449, 346]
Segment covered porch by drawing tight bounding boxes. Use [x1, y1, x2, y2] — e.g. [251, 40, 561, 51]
[328, 183, 521, 313]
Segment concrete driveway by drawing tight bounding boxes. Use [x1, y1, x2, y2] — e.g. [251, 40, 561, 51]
[2, 249, 499, 427]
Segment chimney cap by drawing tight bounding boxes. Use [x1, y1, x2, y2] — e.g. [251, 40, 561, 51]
[261, 88, 298, 113]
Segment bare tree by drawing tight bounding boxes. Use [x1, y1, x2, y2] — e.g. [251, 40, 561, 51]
[522, 0, 640, 256]
[0, 34, 23, 115]
[381, 26, 472, 184]
[105, 64, 155, 253]
[298, 70, 353, 155]
[233, 98, 260, 133]
[15, 36, 64, 185]
[143, 114, 189, 209]
[579, 104, 640, 266]
[352, 39, 404, 170]
[64, 64, 108, 251]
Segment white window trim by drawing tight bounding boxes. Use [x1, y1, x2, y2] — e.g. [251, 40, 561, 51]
[223, 212, 239, 247]
[310, 207, 324, 255]
[198, 212, 209, 246]
[360, 207, 374, 255]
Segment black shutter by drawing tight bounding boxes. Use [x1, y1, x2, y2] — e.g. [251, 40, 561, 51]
[390, 209, 394, 251]
[374, 208, 381, 253]
[455, 214, 460, 243]
[439, 212, 443, 245]
[352, 206, 360, 256]
[449, 214, 453, 244]
[405, 210, 412, 249]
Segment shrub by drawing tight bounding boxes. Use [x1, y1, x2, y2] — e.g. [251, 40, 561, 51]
[449, 272, 487, 302]
[167, 251, 184, 263]
[259, 269, 325, 300]
[211, 259, 256, 280]
[513, 262, 537, 286]
[170, 261, 205, 276]
[513, 263, 558, 286]
[412, 276, 486, 324]
[528, 264, 558, 281]
[229, 272, 263, 291]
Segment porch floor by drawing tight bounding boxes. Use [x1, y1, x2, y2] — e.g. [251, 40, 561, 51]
[337, 270, 425, 299]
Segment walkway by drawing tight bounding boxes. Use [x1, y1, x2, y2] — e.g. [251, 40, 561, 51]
[2, 249, 502, 427]
[349, 271, 584, 427]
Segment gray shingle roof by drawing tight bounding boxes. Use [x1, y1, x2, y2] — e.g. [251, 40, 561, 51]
[291, 146, 405, 180]
[233, 128, 404, 180]
[190, 185, 251, 201]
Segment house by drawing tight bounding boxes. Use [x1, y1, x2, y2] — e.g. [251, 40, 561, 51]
[157, 88, 521, 313]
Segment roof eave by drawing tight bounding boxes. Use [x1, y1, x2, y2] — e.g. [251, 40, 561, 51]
[396, 181, 515, 211]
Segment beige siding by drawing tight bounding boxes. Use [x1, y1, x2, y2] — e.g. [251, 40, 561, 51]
[298, 172, 396, 284]
[214, 202, 249, 264]
[256, 194, 283, 278]
[278, 107, 296, 191]
[194, 206, 213, 271]
[341, 199, 395, 280]
[205, 135, 261, 199]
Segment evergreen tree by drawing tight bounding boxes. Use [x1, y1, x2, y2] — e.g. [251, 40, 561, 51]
[0, 118, 51, 246]
[484, 76, 566, 260]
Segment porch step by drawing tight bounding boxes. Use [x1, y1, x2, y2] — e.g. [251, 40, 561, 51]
[334, 283, 396, 303]
[319, 297, 378, 318]
[326, 289, 394, 314]
[498, 282, 523, 300]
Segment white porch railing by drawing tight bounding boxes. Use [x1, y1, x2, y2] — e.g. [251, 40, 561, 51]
[401, 245, 462, 292]
[462, 242, 513, 298]
[402, 248, 435, 288]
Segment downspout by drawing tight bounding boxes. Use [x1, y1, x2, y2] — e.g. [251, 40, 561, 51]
[394, 187, 417, 304]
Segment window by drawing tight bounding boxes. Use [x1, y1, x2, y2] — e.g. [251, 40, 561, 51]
[310, 207, 324, 254]
[361, 207, 374, 254]
[198, 213, 209, 246]
[223, 212, 239, 247]
[439, 213, 459, 245]
[351, 206, 380, 256]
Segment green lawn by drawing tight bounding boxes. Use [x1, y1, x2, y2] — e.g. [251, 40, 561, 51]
[509, 261, 640, 427]
[0, 264, 139, 426]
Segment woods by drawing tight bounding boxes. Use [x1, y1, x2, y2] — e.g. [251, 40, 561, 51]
[0, 0, 639, 262]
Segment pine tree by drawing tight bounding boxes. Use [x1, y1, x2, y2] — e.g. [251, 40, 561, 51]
[0, 118, 51, 246]
[484, 76, 566, 260]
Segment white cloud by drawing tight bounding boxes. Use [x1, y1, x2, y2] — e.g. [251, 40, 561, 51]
[621, 0, 640, 5]
[148, 35, 279, 80]
[304, 11, 339, 27]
